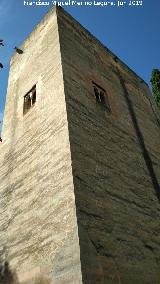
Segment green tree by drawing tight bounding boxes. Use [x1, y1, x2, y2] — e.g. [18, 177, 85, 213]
[150, 69, 160, 108]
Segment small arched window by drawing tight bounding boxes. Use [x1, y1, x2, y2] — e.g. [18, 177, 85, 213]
[92, 82, 111, 112]
[23, 85, 36, 115]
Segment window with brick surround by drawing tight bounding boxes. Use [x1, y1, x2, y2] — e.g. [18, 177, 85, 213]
[92, 82, 111, 112]
[23, 85, 36, 115]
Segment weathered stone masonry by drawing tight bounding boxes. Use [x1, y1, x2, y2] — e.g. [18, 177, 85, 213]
[0, 6, 160, 284]
[0, 7, 82, 284]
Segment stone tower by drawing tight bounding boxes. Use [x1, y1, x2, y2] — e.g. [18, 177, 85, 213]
[0, 6, 160, 284]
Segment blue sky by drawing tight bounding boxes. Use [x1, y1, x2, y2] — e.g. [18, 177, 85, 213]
[0, 0, 160, 123]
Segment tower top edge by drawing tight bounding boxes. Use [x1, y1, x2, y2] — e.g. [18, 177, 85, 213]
[10, 5, 149, 87]
[10, 5, 59, 65]
[56, 6, 149, 87]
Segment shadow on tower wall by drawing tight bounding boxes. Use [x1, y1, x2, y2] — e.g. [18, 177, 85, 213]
[116, 67, 160, 202]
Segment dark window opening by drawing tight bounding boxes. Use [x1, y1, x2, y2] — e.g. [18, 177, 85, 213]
[23, 85, 36, 115]
[92, 82, 111, 112]
[94, 86, 99, 102]
[99, 91, 105, 104]
[32, 88, 36, 105]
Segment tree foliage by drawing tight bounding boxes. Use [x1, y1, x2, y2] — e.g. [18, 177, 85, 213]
[150, 69, 160, 108]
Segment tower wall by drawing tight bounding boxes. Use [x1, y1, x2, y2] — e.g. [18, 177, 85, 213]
[1, 6, 160, 284]
[0, 8, 82, 284]
[57, 7, 160, 284]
